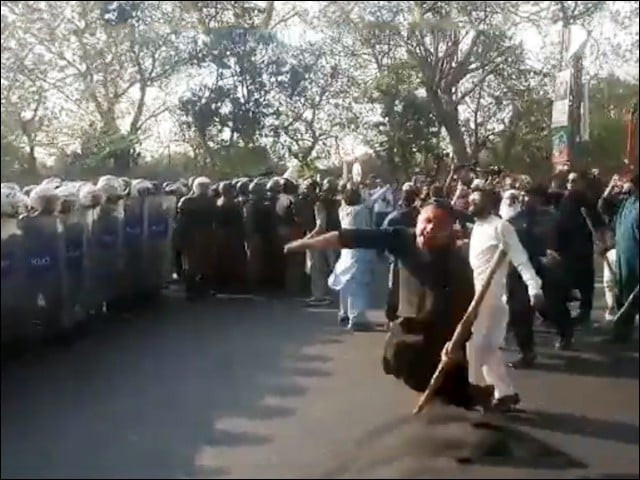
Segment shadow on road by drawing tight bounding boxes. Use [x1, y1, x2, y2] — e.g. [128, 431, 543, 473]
[531, 350, 639, 380]
[322, 405, 586, 478]
[1, 296, 343, 479]
[508, 409, 640, 446]
[525, 324, 639, 380]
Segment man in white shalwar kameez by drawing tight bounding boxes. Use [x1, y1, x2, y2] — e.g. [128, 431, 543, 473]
[467, 188, 544, 411]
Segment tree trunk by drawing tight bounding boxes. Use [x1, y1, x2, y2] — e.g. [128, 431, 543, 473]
[112, 148, 131, 176]
[26, 140, 37, 175]
[430, 93, 470, 164]
[197, 128, 217, 166]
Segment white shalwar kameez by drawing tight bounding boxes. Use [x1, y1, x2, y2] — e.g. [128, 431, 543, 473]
[468, 215, 542, 399]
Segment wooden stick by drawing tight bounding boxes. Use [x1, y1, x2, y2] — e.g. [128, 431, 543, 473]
[413, 246, 508, 415]
[612, 284, 639, 324]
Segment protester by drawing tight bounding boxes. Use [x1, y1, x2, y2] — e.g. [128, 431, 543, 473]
[371, 178, 395, 228]
[598, 172, 639, 343]
[444, 187, 544, 412]
[382, 183, 420, 324]
[328, 182, 389, 330]
[556, 171, 606, 326]
[284, 202, 498, 411]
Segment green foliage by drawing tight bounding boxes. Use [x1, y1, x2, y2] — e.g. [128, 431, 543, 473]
[179, 27, 290, 153]
[1, 134, 28, 181]
[584, 76, 639, 174]
[1, 0, 639, 180]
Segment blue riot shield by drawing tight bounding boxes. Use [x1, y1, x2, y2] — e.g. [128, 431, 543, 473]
[18, 214, 65, 341]
[1, 217, 27, 346]
[59, 207, 91, 332]
[143, 195, 176, 294]
[120, 196, 146, 303]
[85, 200, 124, 313]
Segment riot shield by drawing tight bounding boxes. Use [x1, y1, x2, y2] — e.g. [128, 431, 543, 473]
[143, 194, 176, 294]
[1, 216, 27, 347]
[85, 200, 124, 314]
[120, 196, 146, 305]
[18, 213, 65, 342]
[59, 206, 91, 333]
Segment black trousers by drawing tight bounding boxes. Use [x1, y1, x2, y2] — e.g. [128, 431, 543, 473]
[507, 260, 574, 355]
[507, 267, 535, 355]
[385, 263, 399, 322]
[566, 254, 595, 316]
[541, 259, 574, 341]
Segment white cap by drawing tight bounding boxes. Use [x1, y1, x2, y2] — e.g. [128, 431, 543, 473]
[193, 176, 211, 187]
[130, 178, 154, 197]
[192, 176, 211, 194]
[79, 183, 104, 207]
[97, 175, 123, 197]
[29, 184, 59, 211]
[41, 176, 63, 188]
[1, 187, 29, 216]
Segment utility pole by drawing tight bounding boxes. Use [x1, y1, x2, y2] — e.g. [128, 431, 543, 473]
[557, 17, 586, 171]
[569, 41, 585, 170]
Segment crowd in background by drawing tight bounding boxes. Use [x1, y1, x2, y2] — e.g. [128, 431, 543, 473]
[1, 165, 638, 364]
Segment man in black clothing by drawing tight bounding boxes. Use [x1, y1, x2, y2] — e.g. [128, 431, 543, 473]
[507, 185, 574, 367]
[556, 171, 605, 325]
[284, 202, 494, 411]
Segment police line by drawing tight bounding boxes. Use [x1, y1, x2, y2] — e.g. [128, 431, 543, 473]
[1, 194, 177, 347]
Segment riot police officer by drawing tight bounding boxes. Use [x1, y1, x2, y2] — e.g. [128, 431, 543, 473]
[175, 177, 216, 300]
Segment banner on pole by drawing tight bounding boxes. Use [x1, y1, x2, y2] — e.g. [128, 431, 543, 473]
[551, 126, 570, 168]
[551, 69, 571, 128]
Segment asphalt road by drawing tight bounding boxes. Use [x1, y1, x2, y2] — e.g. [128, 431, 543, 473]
[1, 263, 638, 479]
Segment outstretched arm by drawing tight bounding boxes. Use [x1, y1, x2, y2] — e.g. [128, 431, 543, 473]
[285, 231, 341, 253]
[285, 227, 408, 255]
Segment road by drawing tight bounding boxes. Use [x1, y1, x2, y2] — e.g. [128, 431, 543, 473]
[1, 264, 638, 479]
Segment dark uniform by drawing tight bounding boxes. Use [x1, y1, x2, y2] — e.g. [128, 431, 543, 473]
[277, 187, 307, 296]
[245, 180, 277, 292]
[175, 194, 217, 299]
[214, 184, 247, 293]
[19, 209, 64, 342]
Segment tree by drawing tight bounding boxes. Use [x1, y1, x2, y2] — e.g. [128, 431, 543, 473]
[317, 2, 536, 166]
[267, 42, 356, 168]
[312, 2, 444, 177]
[1, 1, 187, 173]
[586, 75, 639, 174]
[178, 27, 290, 170]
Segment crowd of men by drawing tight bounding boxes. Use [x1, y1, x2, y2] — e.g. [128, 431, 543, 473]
[278, 166, 638, 413]
[1, 165, 638, 413]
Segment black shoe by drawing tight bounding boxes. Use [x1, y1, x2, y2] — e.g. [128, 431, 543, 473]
[555, 337, 573, 351]
[469, 384, 495, 411]
[338, 315, 349, 327]
[491, 393, 521, 413]
[509, 353, 536, 369]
